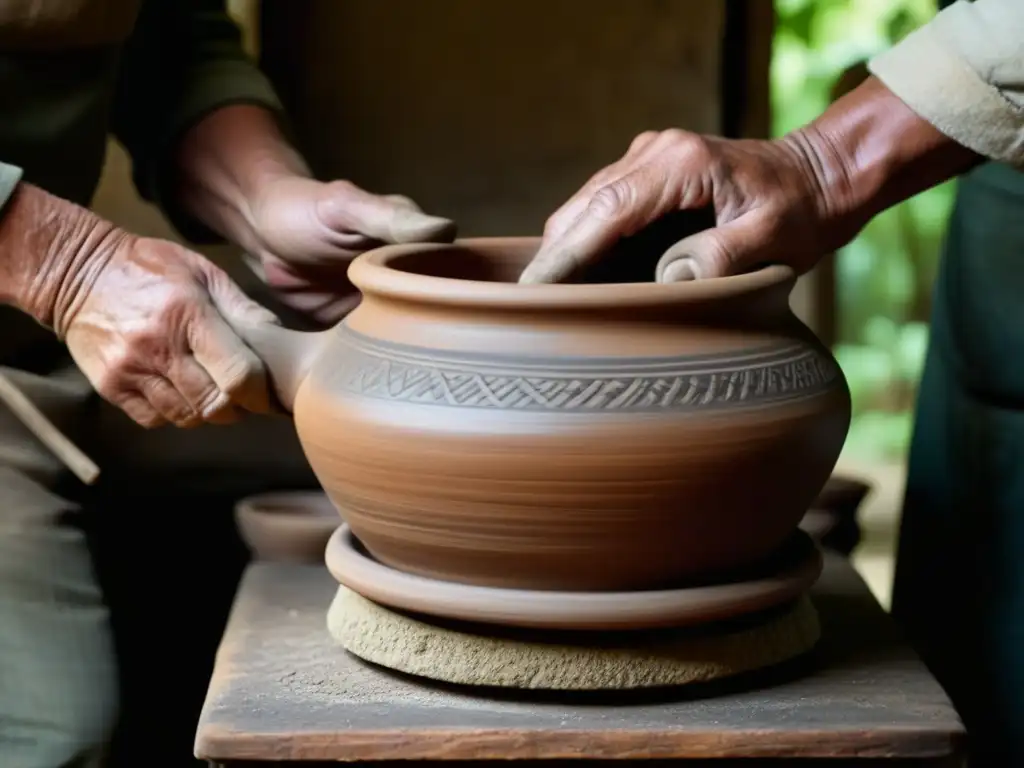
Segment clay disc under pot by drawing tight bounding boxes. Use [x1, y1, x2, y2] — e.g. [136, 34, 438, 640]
[328, 587, 821, 690]
[234, 491, 340, 564]
[325, 525, 823, 631]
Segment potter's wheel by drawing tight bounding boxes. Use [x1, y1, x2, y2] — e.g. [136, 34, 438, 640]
[327, 586, 820, 690]
[326, 525, 822, 631]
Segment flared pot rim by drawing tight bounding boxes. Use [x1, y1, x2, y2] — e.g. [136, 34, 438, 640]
[348, 236, 796, 311]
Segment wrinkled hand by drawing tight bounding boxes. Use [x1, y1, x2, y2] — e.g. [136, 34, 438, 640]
[243, 177, 456, 324]
[59, 234, 281, 428]
[519, 128, 862, 284]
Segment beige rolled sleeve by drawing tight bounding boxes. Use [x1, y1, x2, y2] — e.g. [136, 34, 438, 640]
[868, 0, 1024, 167]
[0, 161, 22, 219]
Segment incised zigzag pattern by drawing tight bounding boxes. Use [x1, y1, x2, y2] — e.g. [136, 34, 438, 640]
[332, 327, 841, 413]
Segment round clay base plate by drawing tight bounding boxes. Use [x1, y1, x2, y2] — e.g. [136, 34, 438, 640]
[325, 525, 823, 631]
[327, 585, 820, 690]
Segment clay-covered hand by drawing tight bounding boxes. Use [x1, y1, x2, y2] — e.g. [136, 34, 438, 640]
[63, 237, 282, 428]
[2, 183, 280, 429]
[177, 106, 456, 327]
[520, 129, 841, 284]
[520, 77, 981, 284]
[243, 177, 456, 324]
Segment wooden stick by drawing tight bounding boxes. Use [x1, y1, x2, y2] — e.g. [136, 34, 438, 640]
[0, 371, 100, 485]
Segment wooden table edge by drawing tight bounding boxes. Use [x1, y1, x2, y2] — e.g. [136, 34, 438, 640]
[196, 725, 966, 762]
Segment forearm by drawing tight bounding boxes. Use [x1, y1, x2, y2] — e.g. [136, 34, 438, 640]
[0, 183, 126, 333]
[782, 76, 982, 226]
[869, 0, 1024, 167]
[110, 0, 285, 244]
[174, 104, 309, 251]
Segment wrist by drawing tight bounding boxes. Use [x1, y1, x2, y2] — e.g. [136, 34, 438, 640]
[781, 76, 982, 226]
[176, 104, 311, 246]
[0, 183, 128, 333]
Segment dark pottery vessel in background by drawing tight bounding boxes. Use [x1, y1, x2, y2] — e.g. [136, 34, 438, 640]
[799, 474, 871, 556]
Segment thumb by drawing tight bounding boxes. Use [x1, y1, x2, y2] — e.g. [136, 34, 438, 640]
[203, 265, 281, 328]
[197, 267, 283, 413]
[318, 182, 457, 244]
[655, 214, 771, 282]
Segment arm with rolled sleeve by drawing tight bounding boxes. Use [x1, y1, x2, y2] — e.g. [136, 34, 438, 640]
[869, 0, 1024, 167]
[108, 0, 285, 243]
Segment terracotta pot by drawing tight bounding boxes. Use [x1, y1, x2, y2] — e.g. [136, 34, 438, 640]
[240, 237, 851, 591]
[234, 491, 339, 563]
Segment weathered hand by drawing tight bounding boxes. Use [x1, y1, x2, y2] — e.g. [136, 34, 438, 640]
[520, 78, 980, 285]
[58, 232, 280, 429]
[0, 183, 282, 429]
[519, 129, 850, 285]
[242, 176, 456, 325]
[176, 105, 458, 327]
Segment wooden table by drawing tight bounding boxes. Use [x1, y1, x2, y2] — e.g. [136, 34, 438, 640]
[195, 553, 966, 766]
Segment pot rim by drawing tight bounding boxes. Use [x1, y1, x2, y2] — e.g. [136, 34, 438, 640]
[348, 236, 796, 310]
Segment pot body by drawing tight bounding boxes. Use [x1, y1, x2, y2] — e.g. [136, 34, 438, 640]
[294, 244, 851, 591]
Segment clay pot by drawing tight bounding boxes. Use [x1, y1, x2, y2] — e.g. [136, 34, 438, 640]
[240, 237, 851, 592]
[234, 491, 339, 563]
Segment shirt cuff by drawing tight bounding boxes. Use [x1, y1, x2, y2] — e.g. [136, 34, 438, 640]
[868, 1, 1024, 168]
[141, 60, 285, 245]
[0, 162, 24, 218]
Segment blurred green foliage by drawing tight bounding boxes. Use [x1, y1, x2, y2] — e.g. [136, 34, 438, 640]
[771, 0, 952, 461]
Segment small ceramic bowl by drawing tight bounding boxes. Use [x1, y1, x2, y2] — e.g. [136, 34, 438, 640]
[234, 491, 340, 564]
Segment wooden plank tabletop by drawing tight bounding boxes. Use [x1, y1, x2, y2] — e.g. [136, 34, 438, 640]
[194, 553, 965, 763]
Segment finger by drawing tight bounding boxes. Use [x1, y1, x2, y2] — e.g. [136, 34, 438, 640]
[317, 181, 457, 244]
[523, 210, 625, 284]
[167, 354, 242, 424]
[542, 131, 690, 246]
[656, 212, 771, 282]
[521, 165, 677, 284]
[543, 181, 613, 246]
[138, 375, 201, 427]
[626, 130, 661, 157]
[542, 162, 636, 245]
[384, 194, 421, 211]
[201, 262, 282, 327]
[189, 308, 273, 415]
[117, 394, 167, 429]
[193, 270, 278, 414]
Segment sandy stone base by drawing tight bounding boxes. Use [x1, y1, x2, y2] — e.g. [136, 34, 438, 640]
[327, 585, 820, 690]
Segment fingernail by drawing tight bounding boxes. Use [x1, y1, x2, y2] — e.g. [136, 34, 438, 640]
[518, 265, 541, 284]
[518, 256, 553, 285]
[660, 258, 698, 283]
[200, 391, 231, 420]
[393, 210, 457, 242]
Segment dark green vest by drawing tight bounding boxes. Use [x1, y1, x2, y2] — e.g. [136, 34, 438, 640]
[894, 4, 1024, 763]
